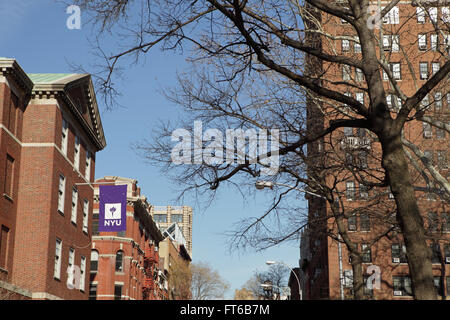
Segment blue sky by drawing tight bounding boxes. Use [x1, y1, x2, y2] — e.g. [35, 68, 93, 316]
[2, 0, 305, 299]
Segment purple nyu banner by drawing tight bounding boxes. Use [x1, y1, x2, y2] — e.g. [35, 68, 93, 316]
[98, 184, 127, 232]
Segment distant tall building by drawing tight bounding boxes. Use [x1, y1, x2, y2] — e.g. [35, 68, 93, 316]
[150, 206, 193, 257]
[0, 58, 106, 299]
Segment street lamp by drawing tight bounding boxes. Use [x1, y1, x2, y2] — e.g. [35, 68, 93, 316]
[255, 180, 326, 199]
[265, 260, 302, 300]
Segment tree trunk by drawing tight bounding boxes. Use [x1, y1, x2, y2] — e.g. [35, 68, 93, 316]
[350, 253, 364, 300]
[381, 135, 436, 300]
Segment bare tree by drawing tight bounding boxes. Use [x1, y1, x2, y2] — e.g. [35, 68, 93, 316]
[73, 0, 449, 299]
[169, 260, 192, 300]
[190, 262, 230, 300]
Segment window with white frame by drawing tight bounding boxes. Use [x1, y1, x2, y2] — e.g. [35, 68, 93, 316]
[74, 136, 80, 170]
[435, 92, 443, 110]
[355, 92, 364, 105]
[346, 181, 355, 200]
[344, 270, 353, 288]
[431, 62, 440, 76]
[392, 243, 407, 263]
[382, 6, 399, 24]
[419, 62, 429, 80]
[442, 7, 450, 23]
[82, 199, 89, 233]
[418, 34, 427, 51]
[343, 65, 352, 81]
[68, 248, 75, 287]
[342, 39, 350, 52]
[428, 7, 438, 24]
[431, 34, 438, 51]
[58, 174, 66, 213]
[85, 151, 91, 181]
[385, 63, 401, 80]
[393, 276, 412, 296]
[355, 68, 364, 82]
[421, 94, 430, 109]
[417, 7, 426, 23]
[354, 36, 361, 53]
[54, 238, 62, 279]
[391, 35, 399, 52]
[361, 244, 372, 263]
[80, 256, 86, 292]
[71, 187, 78, 224]
[61, 118, 68, 156]
[423, 122, 432, 138]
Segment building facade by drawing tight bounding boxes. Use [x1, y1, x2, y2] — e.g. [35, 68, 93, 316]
[302, 2, 450, 299]
[0, 58, 106, 299]
[90, 176, 167, 300]
[150, 205, 193, 257]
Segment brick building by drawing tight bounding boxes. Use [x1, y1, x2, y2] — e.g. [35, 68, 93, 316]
[90, 176, 166, 300]
[301, 2, 449, 299]
[0, 58, 106, 299]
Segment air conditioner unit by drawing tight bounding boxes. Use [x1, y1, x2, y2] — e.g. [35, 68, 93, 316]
[424, 131, 432, 138]
[419, 44, 427, 50]
[446, 257, 450, 263]
[393, 258, 400, 263]
[393, 290, 403, 296]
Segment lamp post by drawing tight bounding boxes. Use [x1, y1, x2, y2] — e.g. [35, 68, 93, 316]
[255, 180, 325, 199]
[266, 260, 302, 300]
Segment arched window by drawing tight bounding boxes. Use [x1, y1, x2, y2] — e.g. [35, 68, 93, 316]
[90, 250, 99, 272]
[115, 250, 124, 272]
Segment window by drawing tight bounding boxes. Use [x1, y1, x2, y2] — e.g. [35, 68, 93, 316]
[430, 34, 438, 51]
[153, 214, 167, 223]
[345, 152, 353, 166]
[431, 62, 440, 76]
[92, 213, 99, 236]
[391, 63, 401, 80]
[419, 62, 429, 80]
[114, 285, 122, 300]
[437, 151, 447, 169]
[417, 7, 426, 23]
[80, 256, 86, 292]
[4, 155, 14, 198]
[0, 226, 10, 269]
[435, 92, 443, 110]
[382, 6, 399, 24]
[436, 127, 445, 139]
[423, 122, 432, 138]
[85, 151, 91, 181]
[71, 187, 78, 224]
[343, 270, 353, 288]
[418, 34, 427, 51]
[68, 248, 75, 286]
[359, 184, 369, 200]
[346, 181, 355, 200]
[387, 94, 402, 111]
[355, 92, 364, 105]
[354, 36, 361, 53]
[391, 35, 399, 52]
[434, 277, 443, 296]
[363, 275, 373, 296]
[90, 250, 99, 272]
[89, 283, 97, 300]
[392, 244, 407, 263]
[171, 214, 183, 223]
[342, 39, 350, 52]
[61, 118, 68, 156]
[428, 7, 438, 24]
[428, 213, 439, 232]
[444, 244, 450, 263]
[115, 251, 124, 272]
[343, 65, 352, 81]
[344, 127, 353, 137]
[58, 175, 66, 213]
[430, 243, 441, 263]
[54, 238, 62, 279]
[82, 199, 89, 233]
[355, 68, 364, 82]
[360, 214, 370, 231]
[442, 7, 450, 23]
[421, 94, 430, 109]
[74, 136, 80, 170]
[348, 215, 357, 231]
[393, 276, 412, 296]
[361, 244, 372, 263]
[357, 151, 368, 169]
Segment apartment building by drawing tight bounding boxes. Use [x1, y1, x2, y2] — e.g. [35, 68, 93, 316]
[302, 2, 450, 299]
[150, 205, 193, 257]
[90, 176, 166, 300]
[0, 58, 106, 299]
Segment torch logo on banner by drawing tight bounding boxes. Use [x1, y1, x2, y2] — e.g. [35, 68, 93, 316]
[99, 184, 127, 232]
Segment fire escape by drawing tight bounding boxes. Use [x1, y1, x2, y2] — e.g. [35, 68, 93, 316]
[143, 245, 159, 300]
